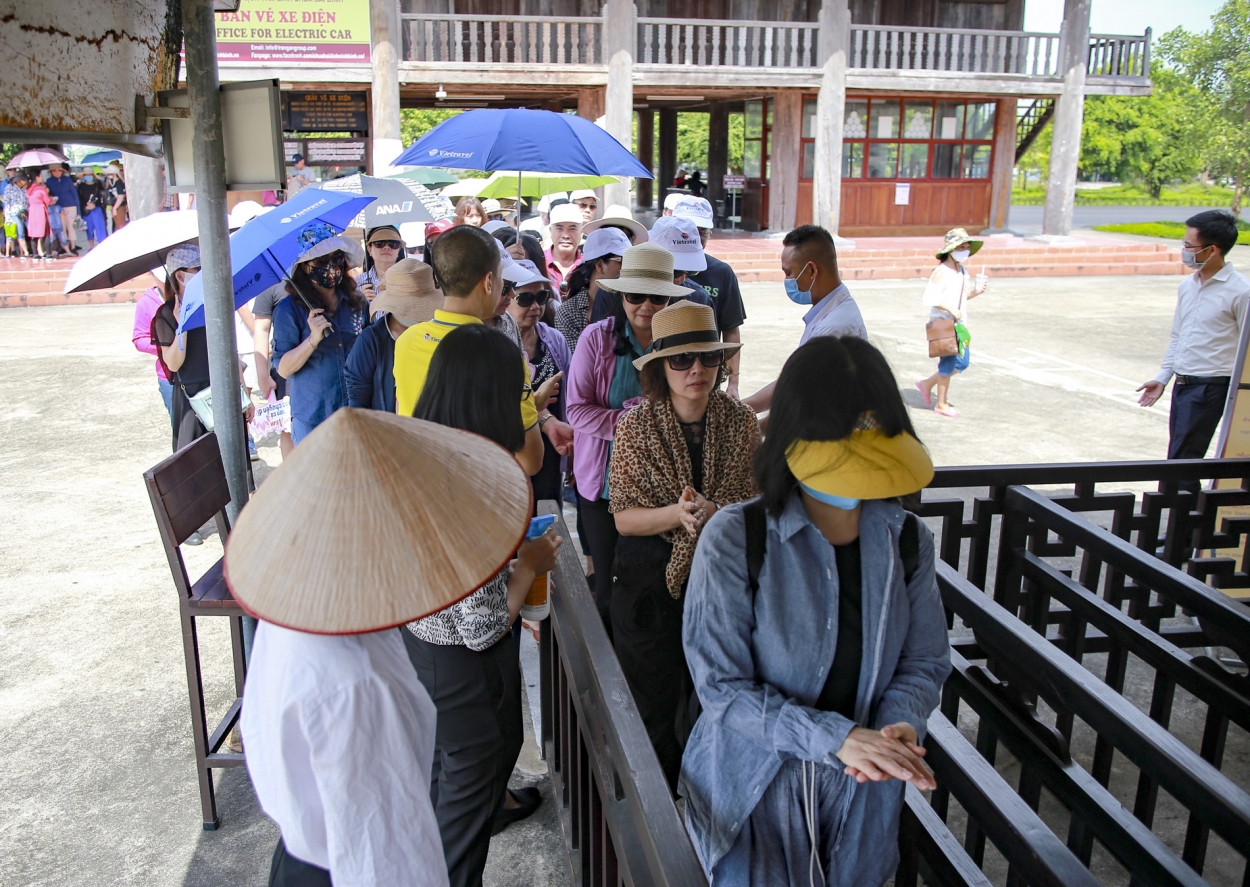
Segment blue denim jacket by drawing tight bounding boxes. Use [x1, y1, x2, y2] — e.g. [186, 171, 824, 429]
[679, 494, 951, 883]
[271, 292, 366, 439]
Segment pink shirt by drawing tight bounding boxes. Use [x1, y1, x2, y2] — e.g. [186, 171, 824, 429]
[133, 286, 171, 382]
[544, 247, 582, 291]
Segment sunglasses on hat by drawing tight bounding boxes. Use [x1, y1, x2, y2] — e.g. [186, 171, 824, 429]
[514, 289, 551, 308]
[666, 351, 724, 371]
[307, 250, 345, 268]
[623, 293, 672, 306]
[369, 239, 403, 250]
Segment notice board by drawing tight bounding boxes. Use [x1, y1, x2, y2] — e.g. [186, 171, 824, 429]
[216, 0, 371, 64]
[283, 92, 368, 132]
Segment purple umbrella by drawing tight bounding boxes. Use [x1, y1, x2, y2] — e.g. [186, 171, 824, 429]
[7, 148, 69, 170]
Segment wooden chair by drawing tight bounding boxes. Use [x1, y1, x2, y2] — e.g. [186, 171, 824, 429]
[143, 433, 247, 831]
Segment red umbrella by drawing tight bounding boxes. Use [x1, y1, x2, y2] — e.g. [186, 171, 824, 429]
[6, 148, 69, 169]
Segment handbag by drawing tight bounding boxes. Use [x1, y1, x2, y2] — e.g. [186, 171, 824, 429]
[926, 317, 959, 358]
[187, 385, 252, 432]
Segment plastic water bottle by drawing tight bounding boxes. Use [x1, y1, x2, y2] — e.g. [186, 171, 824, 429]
[521, 571, 550, 621]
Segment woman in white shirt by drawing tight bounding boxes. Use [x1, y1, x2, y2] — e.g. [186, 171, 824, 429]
[916, 228, 988, 419]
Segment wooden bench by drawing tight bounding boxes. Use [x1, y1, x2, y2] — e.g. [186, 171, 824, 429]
[143, 433, 247, 831]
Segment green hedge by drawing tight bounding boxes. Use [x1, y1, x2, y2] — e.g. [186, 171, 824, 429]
[1012, 183, 1234, 207]
[1091, 221, 1250, 244]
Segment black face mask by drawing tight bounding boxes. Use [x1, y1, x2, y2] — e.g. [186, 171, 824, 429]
[309, 264, 343, 289]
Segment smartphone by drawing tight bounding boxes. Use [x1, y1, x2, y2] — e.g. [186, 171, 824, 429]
[526, 514, 557, 540]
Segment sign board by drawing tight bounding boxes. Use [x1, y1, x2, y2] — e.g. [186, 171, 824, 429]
[216, 0, 371, 64]
[304, 139, 367, 165]
[283, 91, 368, 132]
[162, 80, 285, 192]
[894, 182, 911, 205]
[723, 174, 746, 190]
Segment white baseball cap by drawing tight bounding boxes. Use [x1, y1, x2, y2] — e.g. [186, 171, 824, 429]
[496, 239, 528, 283]
[481, 198, 503, 214]
[672, 196, 714, 229]
[548, 203, 584, 227]
[537, 192, 567, 213]
[663, 192, 684, 212]
[581, 227, 632, 263]
[569, 189, 597, 202]
[510, 259, 551, 287]
[649, 216, 706, 273]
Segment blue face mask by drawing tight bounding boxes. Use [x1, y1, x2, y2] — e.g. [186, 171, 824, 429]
[783, 262, 813, 305]
[800, 482, 860, 510]
[84, 175, 94, 182]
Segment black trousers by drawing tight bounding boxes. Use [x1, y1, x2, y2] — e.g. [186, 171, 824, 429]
[578, 493, 618, 632]
[268, 838, 331, 887]
[1168, 380, 1229, 494]
[403, 629, 523, 887]
[610, 534, 689, 792]
[172, 382, 208, 453]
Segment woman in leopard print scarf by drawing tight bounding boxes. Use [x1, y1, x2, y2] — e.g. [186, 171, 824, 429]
[606, 300, 759, 789]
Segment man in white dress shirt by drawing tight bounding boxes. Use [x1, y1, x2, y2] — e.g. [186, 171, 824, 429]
[1138, 210, 1250, 489]
[226, 408, 534, 887]
[744, 224, 867, 414]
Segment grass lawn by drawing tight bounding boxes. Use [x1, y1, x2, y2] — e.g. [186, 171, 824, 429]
[1091, 220, 1250, 244]
[1013, 183, 1235, 206]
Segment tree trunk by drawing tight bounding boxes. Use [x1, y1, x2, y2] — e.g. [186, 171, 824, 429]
[1233, 174, 1244, 220]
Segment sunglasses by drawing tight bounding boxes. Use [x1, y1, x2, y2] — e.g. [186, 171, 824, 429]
[369, 240, 403, 250]
[623, 293, 672, 306]
[514, 289, 552, 308]
[307, 250, 345, 268]
[666, 351, 725, 371]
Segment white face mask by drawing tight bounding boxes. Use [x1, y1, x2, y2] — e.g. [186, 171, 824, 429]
[950, 249, 971, 264]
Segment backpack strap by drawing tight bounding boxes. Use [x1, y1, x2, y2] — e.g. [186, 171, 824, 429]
[743, 498, 768, 596]
[899, 511, 921, 585]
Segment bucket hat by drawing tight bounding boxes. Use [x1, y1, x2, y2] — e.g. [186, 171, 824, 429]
[290, 221, 365, 273]
[649, 216, 707, 273]
[165, 243, 201, 276]
[224, 408, 533, 634]
[596, 242, 690, 299]
[371, 258, 442, 325]
[581, 204, 648, 243]
[632, 300, 742, 371]
[936, 227, 984, 261]
[786, 416, 934, 501]
[481, 198, 503, 215]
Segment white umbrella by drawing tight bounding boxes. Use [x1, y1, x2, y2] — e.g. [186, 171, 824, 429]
[62, 210, 242, 294]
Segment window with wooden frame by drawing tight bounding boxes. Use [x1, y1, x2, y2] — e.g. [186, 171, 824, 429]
[832, 97, 995, 181]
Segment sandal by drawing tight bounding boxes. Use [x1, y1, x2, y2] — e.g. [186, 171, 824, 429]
[934, 406, 961, 418]
[915, 381, 932, 407]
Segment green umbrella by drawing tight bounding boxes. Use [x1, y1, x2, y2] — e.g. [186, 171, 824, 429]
[475, 170, 622, 199]
[387, 167, 460, 188]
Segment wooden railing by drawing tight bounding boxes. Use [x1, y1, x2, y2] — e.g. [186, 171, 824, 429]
[850, 25, 1062, 75]
[635, 17, 819, 68]
[400, 12, 604, 65]
[1088, 29, 1151, 78]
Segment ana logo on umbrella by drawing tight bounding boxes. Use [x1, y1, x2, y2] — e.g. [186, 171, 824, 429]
[376, 201, 414, 216]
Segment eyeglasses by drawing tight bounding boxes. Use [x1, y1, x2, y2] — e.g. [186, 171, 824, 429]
[307, 250, 345, 268]
[623, 293, 672, 306]
[666, 351, 725, 371]
[369, 240, 403, 250]
[514, 289, 551, 308]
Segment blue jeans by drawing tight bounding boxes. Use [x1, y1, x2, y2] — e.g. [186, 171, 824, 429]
[158, 377, 174, 417]
[938, 346, 970, 377]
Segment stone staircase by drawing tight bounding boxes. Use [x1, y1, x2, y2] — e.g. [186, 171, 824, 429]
[707, 234, 1186, 283]
[0, 256, 157, 308]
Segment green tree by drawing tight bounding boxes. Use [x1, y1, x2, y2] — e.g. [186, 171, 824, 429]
[1160, 2, 1250, 215]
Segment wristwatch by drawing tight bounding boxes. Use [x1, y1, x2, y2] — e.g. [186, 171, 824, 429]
[538, 412, 553, 427]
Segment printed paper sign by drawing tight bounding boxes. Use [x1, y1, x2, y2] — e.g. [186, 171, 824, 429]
[941, 117, 959, 140]
[250, 396, 292, 438]
[216, 0, 371, 64]
[894, 183, 911, 205]
[877, 115, 894, 139]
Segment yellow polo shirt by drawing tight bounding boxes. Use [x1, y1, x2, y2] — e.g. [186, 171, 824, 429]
[393, 309, 538, 429]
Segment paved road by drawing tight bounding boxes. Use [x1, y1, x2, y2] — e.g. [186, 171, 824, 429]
[1007, 204, 1217, 233]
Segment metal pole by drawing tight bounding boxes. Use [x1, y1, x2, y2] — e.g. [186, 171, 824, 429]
[183, 0, 249, 523]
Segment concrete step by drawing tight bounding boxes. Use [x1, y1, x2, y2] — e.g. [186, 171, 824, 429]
[735, 260, 1186, 283]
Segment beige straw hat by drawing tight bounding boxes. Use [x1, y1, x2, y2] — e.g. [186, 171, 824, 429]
[224, 409, 532, 635]
[596, 242, 690, 299]
[936, 227, 984, 261]
[371, 258, 442, 325]
[582, 204, 648, 243]
[633, 300, 742, 371]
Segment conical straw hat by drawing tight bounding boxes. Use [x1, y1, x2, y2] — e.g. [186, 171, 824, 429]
[224, 408, 532, 634]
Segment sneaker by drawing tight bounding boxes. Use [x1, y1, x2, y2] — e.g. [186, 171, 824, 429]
[184, 530, 204, 546]
[248, 436, 259, 462]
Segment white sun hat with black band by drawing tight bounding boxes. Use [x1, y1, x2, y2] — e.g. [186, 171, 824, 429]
[632, 300, 741, 371]
[596, 242, 690, 299]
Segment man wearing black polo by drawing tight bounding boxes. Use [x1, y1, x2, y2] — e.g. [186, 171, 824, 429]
[1138, 210, 1250, 487]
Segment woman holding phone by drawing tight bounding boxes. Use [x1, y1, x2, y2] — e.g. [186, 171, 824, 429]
[405, 323, 561, 887]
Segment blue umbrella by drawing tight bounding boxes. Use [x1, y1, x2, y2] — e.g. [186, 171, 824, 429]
[392, 109, 651, 178]
[81, 150, 122, 165]
[179, 188, 375, 331]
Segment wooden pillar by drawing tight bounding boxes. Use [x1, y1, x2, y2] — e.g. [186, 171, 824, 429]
[707, 102, 729, 224]
[578, 88, 606, 121]
[988, 98, 1017, 230]
[602, 0, 635, 212]
[1042, 0, 1090, 236]
[122, 152, 166, 220]
[768, 91, 802, 232]
[637, 109, 655, 210]
[658, 108, 678, 210]
[813, 0, 851, 234]
[369, 0, 402, 173]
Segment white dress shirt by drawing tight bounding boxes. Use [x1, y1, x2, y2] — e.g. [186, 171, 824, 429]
[1154, 262, 1250, 385]
[800, 283, 868, 344]
[242, 623, 449, 887]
